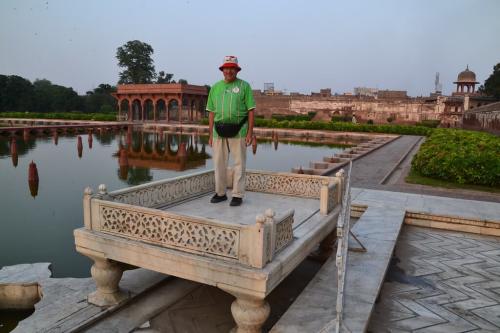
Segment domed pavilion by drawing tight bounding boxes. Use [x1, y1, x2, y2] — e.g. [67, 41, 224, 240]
[454, 65, 479, 94]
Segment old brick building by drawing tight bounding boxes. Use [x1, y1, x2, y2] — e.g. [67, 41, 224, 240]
[253, 66, 496, 127]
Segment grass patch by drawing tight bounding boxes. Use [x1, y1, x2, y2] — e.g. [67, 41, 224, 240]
[406, 169, 500, 193]
[0, 112, 117, 121]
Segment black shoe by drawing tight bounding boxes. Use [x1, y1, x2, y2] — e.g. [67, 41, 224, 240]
[230, 197, 242, 206]
[210, 194, 227, 203]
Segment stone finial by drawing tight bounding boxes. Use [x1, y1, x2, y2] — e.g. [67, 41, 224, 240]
[335, 169, 345, 178]
[84, 187, 93, 196]
[256, 214, 266, 226]
[321, 178, 330, 186]
[98, 184, 107, 195]
[265, 209, 275, 219]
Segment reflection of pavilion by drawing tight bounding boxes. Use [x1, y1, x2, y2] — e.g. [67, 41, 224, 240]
[117, 132, 210, 172]
[112, 84, 208, 122]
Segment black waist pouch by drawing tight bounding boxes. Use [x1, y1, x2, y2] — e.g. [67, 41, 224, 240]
[214, 116, 248, 138]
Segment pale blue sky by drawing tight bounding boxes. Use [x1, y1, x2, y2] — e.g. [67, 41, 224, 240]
[1, 0, 499, 96]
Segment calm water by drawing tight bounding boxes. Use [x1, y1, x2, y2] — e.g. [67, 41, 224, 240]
[0, 129, 345, 278]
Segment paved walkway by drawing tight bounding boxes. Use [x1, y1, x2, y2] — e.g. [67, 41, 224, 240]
[349, 135, 421, 188]
[369, 225, 500, 332]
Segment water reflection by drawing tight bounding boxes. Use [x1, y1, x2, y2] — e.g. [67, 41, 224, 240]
[28, 161, 39, 198]
[0, 137, 37, 159]
[10, 138, 18, 167]
[114, 131, 210, 184]
[77, 136, 83, 158]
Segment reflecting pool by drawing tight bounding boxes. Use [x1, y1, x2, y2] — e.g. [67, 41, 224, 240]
[0, 129, 345, 277]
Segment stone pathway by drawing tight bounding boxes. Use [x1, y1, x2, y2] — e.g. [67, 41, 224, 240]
[369, 225, 500, 332]
[349, 135, 421, 188]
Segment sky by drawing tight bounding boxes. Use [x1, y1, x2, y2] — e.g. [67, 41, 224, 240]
[1, 0, 499, 96]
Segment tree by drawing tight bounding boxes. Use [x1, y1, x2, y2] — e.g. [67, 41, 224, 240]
[32, 79, 82, 112]
[479, 63, 500, 99]
[116, 40, 156, 84]
[83, 84, 117, 113]
[157, 71, 174, 83]
[0, 75, 34, 112]
[178, 79, 188, 84]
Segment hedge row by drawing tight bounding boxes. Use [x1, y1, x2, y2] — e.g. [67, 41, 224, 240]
[200, 118, 433, 136]
[271, 112, 316, 122]
[0, 112, 117, 121]
[411, 129, 500, 187]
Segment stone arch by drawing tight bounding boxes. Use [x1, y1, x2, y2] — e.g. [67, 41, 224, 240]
[167, 133, 179, 154]
[131, 99, 142, 121]
[182, 97, 190, 122]
[144, 99, 154, 121]
[190, 100, 197, 121]
[142, 131, 153, 154]
[155, 131, 166, 155]
[156, 99, 167, 121]
[168, 99, 179, 122]
[120, 99, 130, 120]
[198, 99, 207, 119]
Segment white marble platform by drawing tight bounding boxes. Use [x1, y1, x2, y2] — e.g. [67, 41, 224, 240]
[163, 191, 320, 227]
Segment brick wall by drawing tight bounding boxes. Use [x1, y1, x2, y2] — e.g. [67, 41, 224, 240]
[463, 102, 500, 135]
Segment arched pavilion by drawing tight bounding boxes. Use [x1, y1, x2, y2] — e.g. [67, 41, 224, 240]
[112, 84, 208, 122]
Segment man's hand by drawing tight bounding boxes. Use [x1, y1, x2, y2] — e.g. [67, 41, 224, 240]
[208, 135, 213, 147]
[245, 132, 253, 146]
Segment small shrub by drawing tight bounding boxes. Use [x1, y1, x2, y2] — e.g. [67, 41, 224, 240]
[271, 114, 312, 122]
[416, 119, 441, 128]
[411, 129, 500, 187]
[99, 104, 115, 114]
[331, 115, 351, 122]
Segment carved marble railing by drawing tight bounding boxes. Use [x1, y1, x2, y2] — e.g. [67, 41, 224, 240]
[109, 170, 215, 208]
[246, 170, 325, 198]
[108, 169, 341, 214]
[84, 187, 297, 269]
[82, 170, 342, 269]
[244, 170, 340, 215]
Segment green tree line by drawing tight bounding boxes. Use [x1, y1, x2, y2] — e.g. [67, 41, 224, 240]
[0, 75, 117, 113]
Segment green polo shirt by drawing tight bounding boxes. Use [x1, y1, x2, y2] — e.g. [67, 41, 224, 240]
[206, 78, 256, 138]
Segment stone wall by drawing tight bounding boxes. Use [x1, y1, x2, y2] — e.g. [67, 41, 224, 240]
[254, 94, 443, 124]
[463, 101, 500, 135]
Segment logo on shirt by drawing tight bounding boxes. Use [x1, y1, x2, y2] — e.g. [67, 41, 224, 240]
[232, 87, 240, 93]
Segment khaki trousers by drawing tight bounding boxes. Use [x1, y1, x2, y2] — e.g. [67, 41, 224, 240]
[213, 137, 247, 198]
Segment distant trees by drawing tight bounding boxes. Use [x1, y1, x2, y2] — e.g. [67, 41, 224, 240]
[0, 75, 34, 112]
[84, 84, 117, 113]
[0, 75, 82, 113]
[0, 74, 115, 113]
[116, 40, 156, 84]
[479, 63, 500, 99]
[156, 71, 174, 84]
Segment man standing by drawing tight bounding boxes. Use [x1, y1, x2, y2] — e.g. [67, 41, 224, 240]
[207, 56, 255, 206]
